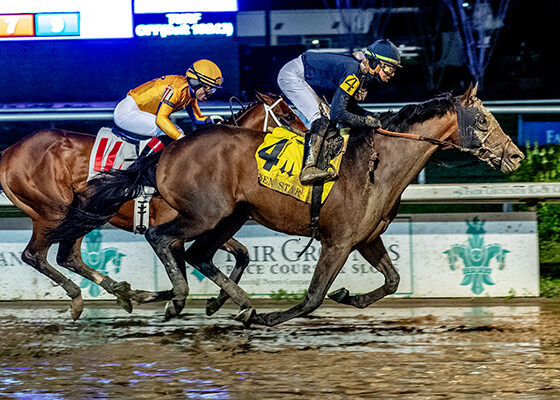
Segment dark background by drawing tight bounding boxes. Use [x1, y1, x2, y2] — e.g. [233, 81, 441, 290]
[0, 1, 557, 105]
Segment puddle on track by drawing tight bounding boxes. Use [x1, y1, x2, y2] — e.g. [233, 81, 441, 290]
[0, 299, 559, 399]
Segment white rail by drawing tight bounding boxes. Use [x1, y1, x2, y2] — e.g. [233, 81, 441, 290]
[1, 182, 559, 207]
[0, 100, 559, 121]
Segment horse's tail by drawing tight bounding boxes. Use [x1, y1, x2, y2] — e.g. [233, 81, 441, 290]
[47, 152, 159, 242]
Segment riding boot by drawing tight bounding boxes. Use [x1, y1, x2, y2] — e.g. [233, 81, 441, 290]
[299, 117, 338, 185]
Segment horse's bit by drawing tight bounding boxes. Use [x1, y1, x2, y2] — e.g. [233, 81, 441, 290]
[375, 102, 510, 170]
[456, 103, 512, 169]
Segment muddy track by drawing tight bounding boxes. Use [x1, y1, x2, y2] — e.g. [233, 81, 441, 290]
[1, 299, 559, 399]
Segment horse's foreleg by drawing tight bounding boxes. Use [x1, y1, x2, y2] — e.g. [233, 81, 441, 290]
[249, 242, 351, 327]
[127, 240, 187, 305]
[206, 238, 250, 316]
[56, 238, 135, 313]
[327, 237, 400, 308]
[184, 212, 253, 316]
[22, 229, 84, 320]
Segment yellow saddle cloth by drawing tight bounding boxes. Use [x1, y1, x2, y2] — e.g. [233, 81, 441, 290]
[255, 126, 349, 204]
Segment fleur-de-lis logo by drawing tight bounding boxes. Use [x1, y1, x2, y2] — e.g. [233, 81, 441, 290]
[80, 230, 126, 297]
[443, 217, 510, 295]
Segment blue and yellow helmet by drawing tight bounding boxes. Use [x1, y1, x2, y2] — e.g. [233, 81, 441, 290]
[365, 39, 401, 68]
[186, 59, 223, 91]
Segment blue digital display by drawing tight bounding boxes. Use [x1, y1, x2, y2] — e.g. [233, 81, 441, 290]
[134, 12, 235, 38]
[134, 0, 238, 13]
[35, 13, 79, 36]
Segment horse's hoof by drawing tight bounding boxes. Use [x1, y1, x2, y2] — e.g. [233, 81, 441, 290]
[164, 299, 185, 321]
[130, 290, 150, 304]
[70, 295, 84, 321]
[116, 296, 133, 313]
[234, 307, 256, 328]
[206, 297, 222, 316]
[112, 281, 132, 295]
[328, 287, 350, 304]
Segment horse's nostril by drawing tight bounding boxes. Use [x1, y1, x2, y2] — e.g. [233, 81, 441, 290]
[510, 153, 524, 161]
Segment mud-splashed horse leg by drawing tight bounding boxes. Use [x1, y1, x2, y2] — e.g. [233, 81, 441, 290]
[56, 238, 135, 313]
[205, 238, 250, 316]
[129, 237, 250, 311]
[327, 237, 400, 308]
[128, 238, 187, 307]
[145, 219, 190, 320]
[248, 242, 352, 327]
[146, 208, 254, 321]
[183, 208, 253, 319]
[22, 225, 84, 320]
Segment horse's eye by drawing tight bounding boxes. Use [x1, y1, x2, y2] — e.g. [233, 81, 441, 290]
[475, 114, 489, 131]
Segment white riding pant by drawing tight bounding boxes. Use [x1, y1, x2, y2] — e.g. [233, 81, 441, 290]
[277, 55, 322, 126]
[113, 95, 183, 138]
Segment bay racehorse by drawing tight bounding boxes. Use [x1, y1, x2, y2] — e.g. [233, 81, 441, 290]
[86, 84, 524, 326]
[0, 92, 306, 320]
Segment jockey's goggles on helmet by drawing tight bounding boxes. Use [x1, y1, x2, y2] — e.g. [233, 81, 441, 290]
[202, 84, 217, 95]
[380, 62, 396, 75]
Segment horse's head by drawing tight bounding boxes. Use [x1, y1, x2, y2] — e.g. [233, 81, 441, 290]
[454, 84, 525, 173]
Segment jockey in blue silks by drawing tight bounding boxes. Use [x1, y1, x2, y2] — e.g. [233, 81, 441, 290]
[277, 39, 402, 184]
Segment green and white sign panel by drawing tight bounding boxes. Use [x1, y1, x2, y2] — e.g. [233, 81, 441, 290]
[0, 212, 538, 300]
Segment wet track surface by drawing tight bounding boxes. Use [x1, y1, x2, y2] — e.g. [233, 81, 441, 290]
[1, 299, 560, 399]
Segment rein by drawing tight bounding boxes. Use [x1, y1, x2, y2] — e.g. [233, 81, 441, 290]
[376, 128, 456, 149]
[228, 96, 246, 126]
[375, 124, 510, 170]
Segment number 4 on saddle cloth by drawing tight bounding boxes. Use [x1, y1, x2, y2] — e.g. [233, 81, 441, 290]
[87, 127, 172, 234]
[255, 126, 349, 203]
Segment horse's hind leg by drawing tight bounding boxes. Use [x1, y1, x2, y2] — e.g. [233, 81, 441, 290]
[327, 237, 400, 308]
[22, 227, 84, 320]
[249, 242, 352, 327]
[206, 238, 250, 316]
[145, 218, 191, 320]
[56, 238, 135, 313]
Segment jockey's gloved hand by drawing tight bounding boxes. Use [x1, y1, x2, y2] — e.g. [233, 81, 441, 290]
[364, 115, 382, 129]
[209, 115, 225, 124]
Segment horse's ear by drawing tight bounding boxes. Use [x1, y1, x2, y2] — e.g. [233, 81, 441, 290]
[254, 91, 266, 103]
[460, 82, 478, 106]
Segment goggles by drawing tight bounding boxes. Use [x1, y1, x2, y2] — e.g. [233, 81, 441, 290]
[379, 62, 396, 75]
[202, 84, 217, 95]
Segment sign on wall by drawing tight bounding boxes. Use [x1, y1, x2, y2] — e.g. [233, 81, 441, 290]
[0, 213, 538, 300]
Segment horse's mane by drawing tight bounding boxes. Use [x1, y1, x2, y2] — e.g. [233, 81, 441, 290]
[381, 92, 455, 133]
[222, 100, 259, 126]
[346, 92, 456, 148]
[222, 93, 280, 126]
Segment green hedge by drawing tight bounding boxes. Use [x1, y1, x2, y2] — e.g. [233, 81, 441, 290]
[508, 144, 560, 275]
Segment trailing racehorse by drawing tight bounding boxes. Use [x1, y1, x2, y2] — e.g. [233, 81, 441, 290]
[85, 84, 524, 326]
[0, 92, 306, 320]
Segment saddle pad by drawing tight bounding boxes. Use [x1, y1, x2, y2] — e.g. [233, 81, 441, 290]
[255, 126, 349, 204]
[87, 127, 165, 182]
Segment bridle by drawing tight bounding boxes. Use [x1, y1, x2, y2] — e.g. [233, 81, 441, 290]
[374, 102, 510, 169]
[262, 97, 284, 131]
[228, 96, 284, 132]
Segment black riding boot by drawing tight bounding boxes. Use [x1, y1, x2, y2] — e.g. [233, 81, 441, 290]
[299, 117, 338, 185]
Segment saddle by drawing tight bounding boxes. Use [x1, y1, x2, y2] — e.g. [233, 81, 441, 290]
[255, 126, 349, 204]
[88, 127, 171, 234]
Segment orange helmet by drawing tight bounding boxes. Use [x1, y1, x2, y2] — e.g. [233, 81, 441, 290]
[186, 59, 223, 92]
